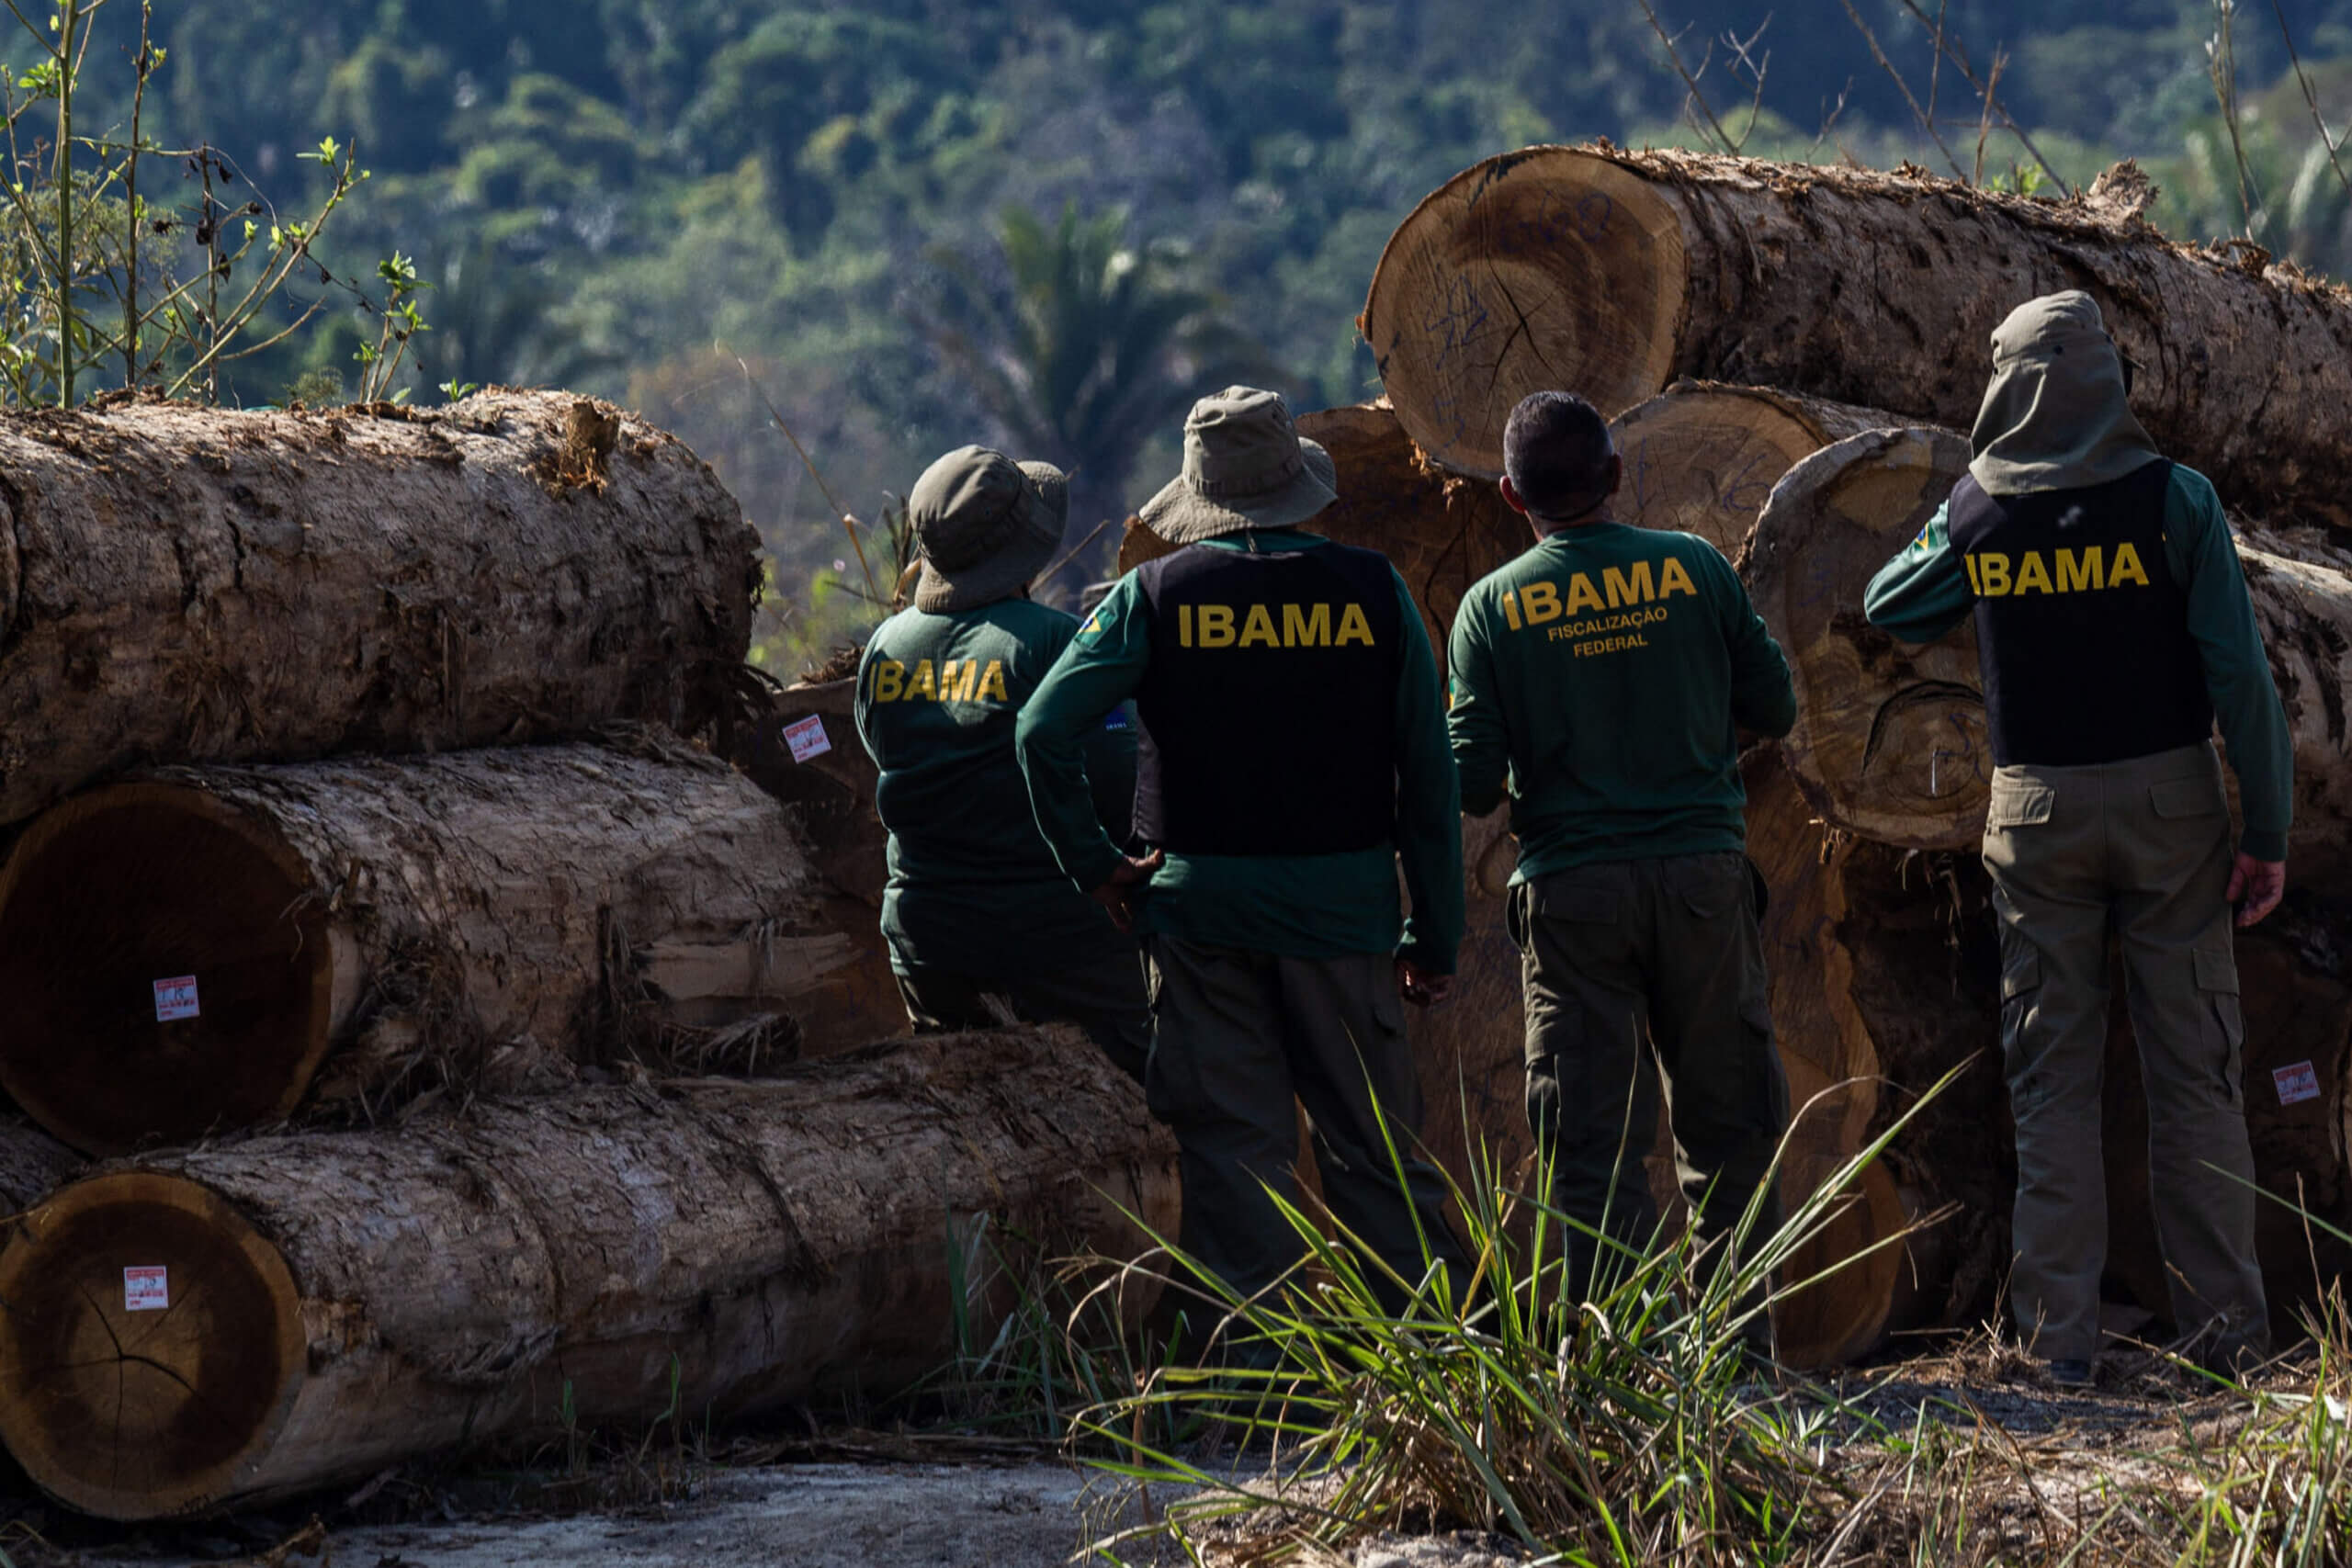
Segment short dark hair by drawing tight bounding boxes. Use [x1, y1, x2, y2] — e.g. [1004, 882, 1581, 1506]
[1503, 391, 1614, 517]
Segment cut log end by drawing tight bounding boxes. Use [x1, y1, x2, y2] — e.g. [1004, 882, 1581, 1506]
[1611, 384, 1893, 555]
[1364, 148, 1687, 475]
[1747, 427, 1989, 850]
[0, 1171, 306, 1520]
[0, 784, 334, 1156]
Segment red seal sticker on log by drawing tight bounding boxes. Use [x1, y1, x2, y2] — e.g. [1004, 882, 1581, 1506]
[122, 1265, 167, 1312]
[152, 976, 199, 1022]
[2275, 1060, 2323, 1106]
[783, 715, 831, 764]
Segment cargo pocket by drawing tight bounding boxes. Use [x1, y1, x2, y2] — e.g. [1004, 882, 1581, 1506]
[1985, 779, 2056, 831]
[1998, 945, 2043, 1108]
[2194, 946, 2245, 1109]
[1664, 852, 1746, 919]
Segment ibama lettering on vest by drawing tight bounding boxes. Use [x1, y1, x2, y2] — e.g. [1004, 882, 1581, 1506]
[1176, 602, 1376, 649]
[868, 658, 1010, 703]
[1498, 554, 1697, 631]
[1965, 544, 2151, 598]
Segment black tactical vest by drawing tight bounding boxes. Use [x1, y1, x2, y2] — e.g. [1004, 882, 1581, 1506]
[1946, 458, 2213, 768]
[1131, 540, 1403, 855]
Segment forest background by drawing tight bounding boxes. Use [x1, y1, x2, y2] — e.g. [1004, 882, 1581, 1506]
[31, 0, 2352, 665]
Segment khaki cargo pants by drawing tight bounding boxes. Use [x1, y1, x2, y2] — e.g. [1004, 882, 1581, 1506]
[1510, 851, 1787, 1306]
[1142, 935, 1472, 1315]
[1984, 739, 2267, 1364]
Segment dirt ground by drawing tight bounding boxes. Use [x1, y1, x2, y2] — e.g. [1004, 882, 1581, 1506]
[28, 1461, 1529, 1568]
[7, 1343, 2322, 1568]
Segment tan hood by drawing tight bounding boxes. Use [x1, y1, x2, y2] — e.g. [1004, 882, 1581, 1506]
[1968, 291, 2164, 496]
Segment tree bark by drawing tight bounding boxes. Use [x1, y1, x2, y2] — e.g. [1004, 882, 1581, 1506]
[0, 1028, 1179, 1521]
[0, 389, 760, 828]
[1364, 146, 2352, 526]
[1611, 382, 1894, 556]
[0, 737, 876, 1155]
[1743, 426, 1986, 853]
[0, 1117, 76, 1214]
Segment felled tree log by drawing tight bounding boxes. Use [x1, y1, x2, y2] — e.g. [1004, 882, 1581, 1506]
[0, 738, 874, 1155]
[1364, 146, 2352, 526]
[0, 1029, 1178, 1521]
[0, 389, 760, 827]
[0, 1117, 77, 1215]
[724, 670, 921, 1051]
[1611, 383, 1890, 555]
[1743, 427, 1987, 852]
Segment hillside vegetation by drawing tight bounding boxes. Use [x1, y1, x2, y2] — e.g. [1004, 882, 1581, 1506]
[35, 0, 2352, 660]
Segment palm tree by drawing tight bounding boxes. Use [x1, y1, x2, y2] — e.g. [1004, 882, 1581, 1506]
[922, 203, 1270, 592]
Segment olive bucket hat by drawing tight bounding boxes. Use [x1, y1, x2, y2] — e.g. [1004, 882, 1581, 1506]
[910, 445, 1069, 612]
[1139, 386, 1339, 544]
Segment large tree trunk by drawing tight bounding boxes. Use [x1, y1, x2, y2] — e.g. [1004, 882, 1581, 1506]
[1611, 383, 1891, 555]
[0, 1029, 1178, 1522]
[0, 738, 877, 1155]
[0, 1118, 77, 1214]
[1743, 426, 1986, 852]
[1363, 146, 2352, 527]
[0, 390, 759, 828]
[725, 670, 921, 1050]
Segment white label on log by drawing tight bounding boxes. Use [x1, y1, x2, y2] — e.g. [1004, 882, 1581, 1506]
[153, 976, 199, 1022]
[2275, 1061, 2323, 1106]
[123, 1266, 168, 1312]
[784, 715, 831, 764]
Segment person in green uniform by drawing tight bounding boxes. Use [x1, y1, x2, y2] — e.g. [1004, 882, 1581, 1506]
[854, 445, 1148, 1080]
[1447, 390, 1796, 1325]
[1016, 386, 1471, 1314]
[1863, 291, 2289, 1383]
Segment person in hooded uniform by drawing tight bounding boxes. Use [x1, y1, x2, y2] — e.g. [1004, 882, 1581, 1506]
[854, 446, 1149, 1080]
[1863, 291, 2290, 1383]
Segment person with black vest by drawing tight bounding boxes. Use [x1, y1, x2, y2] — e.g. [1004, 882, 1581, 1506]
[1016, 386, 1471, 1315]
[1447, 390, 1796, 1340]
[1864, 290, 2290, 1384]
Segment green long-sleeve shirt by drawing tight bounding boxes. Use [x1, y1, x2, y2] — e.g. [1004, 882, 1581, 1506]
[1447, 522, 1796, 882]
[855, 597, 1139, 978]
[1016, 528, 1465, 973]
[1861, 463, 2291, 862]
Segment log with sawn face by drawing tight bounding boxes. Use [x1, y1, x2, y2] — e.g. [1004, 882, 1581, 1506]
[1364, 146, 2352, 533]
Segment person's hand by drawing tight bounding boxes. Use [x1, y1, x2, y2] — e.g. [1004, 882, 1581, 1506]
[1088, 849, 1164, 933]
[2228, 852, 2286, 928]
[1396, 957, 1453, 1007]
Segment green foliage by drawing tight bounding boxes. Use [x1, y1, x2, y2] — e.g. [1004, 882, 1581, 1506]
[67, 0, 2352, 621]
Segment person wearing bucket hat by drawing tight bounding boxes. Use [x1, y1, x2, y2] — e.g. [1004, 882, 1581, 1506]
[1448, 390, 1796, 1357]
[1016, 387, 1473, 1316]
[1864, 291, 2290, 1383]
[853, 444, 1149, 1078]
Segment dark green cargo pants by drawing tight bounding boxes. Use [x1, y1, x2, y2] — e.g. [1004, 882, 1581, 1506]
[896, 949, 1151, 1083]
[1511, 851, 1787, 1305]
[1984, 740, 2267, 1365]
[1142, 935, 1472, 1314]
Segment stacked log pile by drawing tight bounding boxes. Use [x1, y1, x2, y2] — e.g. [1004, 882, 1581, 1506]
[0, 391, 1172, 1522]
[1350, 143, 2352, 1363]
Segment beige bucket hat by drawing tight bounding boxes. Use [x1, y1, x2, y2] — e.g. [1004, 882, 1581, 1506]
[1138, 387, 1339, 544]
[909, 445, 1069, 612]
